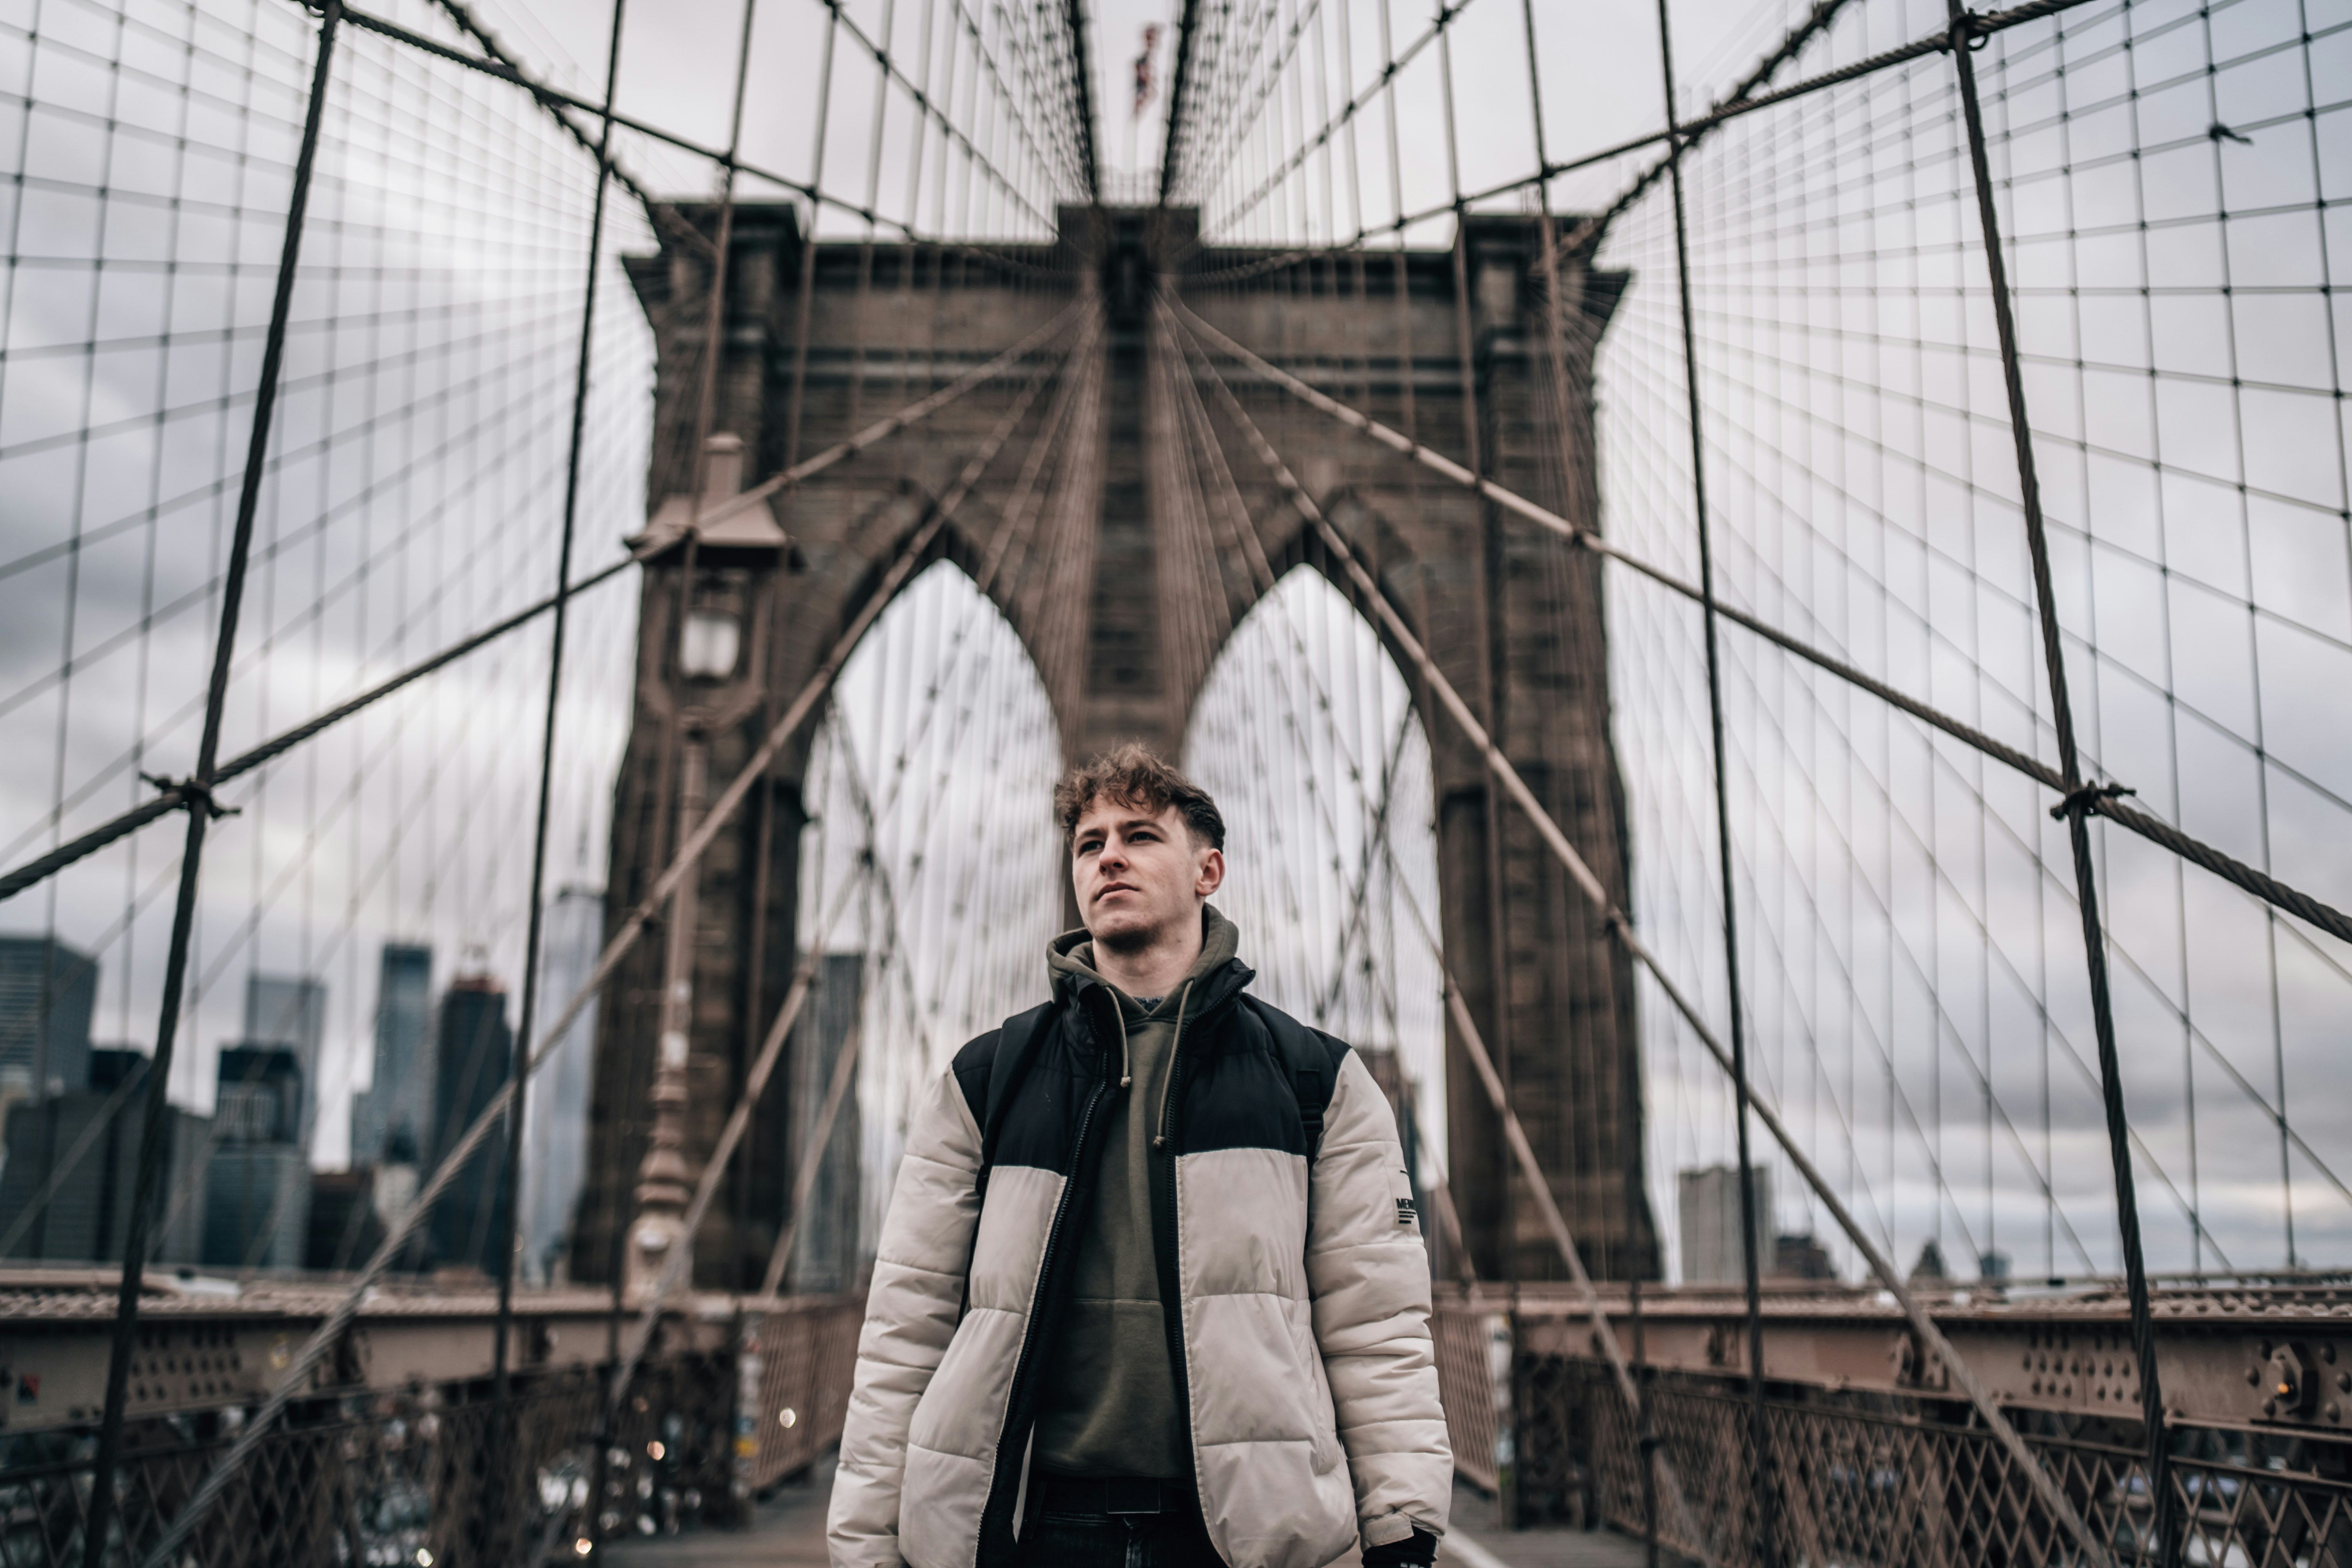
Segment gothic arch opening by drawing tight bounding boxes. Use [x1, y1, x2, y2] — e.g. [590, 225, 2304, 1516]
[794, 559, 1063, 1278]
[1183, 566, 1449, 1198]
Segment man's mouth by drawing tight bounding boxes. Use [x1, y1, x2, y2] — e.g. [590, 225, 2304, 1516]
[1094, 882, 1139, 904]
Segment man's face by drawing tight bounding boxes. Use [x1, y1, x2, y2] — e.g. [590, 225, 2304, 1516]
[1070, 796, 1224, 951]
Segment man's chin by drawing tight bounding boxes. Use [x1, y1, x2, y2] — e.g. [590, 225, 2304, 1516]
[1085, 909, 1160, 952]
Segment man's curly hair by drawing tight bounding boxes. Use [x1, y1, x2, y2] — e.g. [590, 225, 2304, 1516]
[1053, 742, 1226, 851]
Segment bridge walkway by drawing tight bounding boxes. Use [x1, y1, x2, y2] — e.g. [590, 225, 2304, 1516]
[599, 1456, 1668, 1568]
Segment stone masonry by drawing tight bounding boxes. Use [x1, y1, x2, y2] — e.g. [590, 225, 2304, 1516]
[572, 203, 1650, 1291]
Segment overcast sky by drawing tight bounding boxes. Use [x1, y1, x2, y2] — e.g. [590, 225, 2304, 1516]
[3, 0, 2346, 1285]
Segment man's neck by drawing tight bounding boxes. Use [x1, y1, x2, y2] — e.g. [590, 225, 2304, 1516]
[1091, 913, 1205, 1002]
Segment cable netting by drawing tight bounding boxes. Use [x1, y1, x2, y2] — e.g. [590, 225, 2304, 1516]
[1597, 0, 2352, 1281]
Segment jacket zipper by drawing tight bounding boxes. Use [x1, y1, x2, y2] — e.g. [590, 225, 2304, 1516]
[978, 990, 1115, 1558]
[1154, 981, 1198, 1476]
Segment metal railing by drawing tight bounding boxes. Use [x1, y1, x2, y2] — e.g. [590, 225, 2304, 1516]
[1435, 1284, 2352, 1566]
[0, 1286, 860, 1568]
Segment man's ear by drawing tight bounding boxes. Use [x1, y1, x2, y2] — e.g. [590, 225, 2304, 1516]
[1196, 847, 1225, 898]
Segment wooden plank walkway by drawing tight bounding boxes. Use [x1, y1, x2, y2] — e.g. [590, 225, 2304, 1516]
[597, 1457, 1673, 1567]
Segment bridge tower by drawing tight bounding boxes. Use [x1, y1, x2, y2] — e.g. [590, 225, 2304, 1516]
[572, 204, 1649, 1292]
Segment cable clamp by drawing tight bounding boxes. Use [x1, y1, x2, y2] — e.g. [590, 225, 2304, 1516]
[143, 772, 239, 820]
[2050, 781, 2133, 822]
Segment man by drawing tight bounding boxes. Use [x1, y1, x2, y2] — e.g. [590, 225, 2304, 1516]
[830, 744, 1450, 1567]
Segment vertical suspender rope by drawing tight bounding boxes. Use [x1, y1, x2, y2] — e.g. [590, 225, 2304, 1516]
[1434, 1, 1522, 1334]
[1515, 0, 1602, 1297]
[1650, 3, 1778, 1562]
[785, 11, 844, 474]
[622, 0, 762, 1437]
[79, 10, 343, 1566]
[690, 0, 764, 507]
[484, 0, 626, 1553]
[1944, 8, 2173, 1563]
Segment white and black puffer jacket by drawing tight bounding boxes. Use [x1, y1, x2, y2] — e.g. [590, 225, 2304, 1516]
[828, 944, 1451, 1568]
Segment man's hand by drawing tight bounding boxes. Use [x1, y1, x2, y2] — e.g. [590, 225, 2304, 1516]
[1361, 1526, 1439, 1567]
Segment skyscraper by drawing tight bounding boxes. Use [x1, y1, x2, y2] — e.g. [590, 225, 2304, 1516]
[0, 1050, 207, 1263]
[350, 944, 433, 1167]
[428, 974, 512, 1276]
[203, 1047, 312, 1270]
[1678, 1164, 1773, 1285]
[521, 887, 602, 1284]
[0, 935, 98, 1102]
[789, 954, 864, 1294]
[241, 972, 325, 1151]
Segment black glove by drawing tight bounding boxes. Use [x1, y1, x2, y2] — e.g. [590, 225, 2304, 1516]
[1360, 1527, 1439, 1567]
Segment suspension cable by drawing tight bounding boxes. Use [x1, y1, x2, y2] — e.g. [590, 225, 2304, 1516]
[81, 10, 345, 1561]
[481, 5, 628, 1546]
[1651, 1, 1777, 1556]
[1943, 5, 2172, 1555]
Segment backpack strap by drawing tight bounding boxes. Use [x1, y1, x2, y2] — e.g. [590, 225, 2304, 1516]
[1293, 1067, 1328, 1162]
[1247, 997, 1344, 1166]
[967, 1000, 1056, 1205]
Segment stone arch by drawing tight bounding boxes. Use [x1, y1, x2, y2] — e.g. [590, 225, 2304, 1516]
[576, 448, 1073, 1289]
[1160, 350, 1650, 1284]
[1182, 556, 1452, 1234]
[583, 200, 1650, 1291]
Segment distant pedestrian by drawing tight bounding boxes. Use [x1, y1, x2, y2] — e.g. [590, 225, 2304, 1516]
[829, 742, 1450, 1566]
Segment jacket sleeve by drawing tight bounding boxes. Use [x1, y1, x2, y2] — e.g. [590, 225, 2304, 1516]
[1306, 1048, 1452, 1550]
[828, 1065, 985, 1567]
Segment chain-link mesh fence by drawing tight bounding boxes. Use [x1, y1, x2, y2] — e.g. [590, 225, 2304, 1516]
[1504, 1333, 2352, 1566]
[0, 1295, 860, 1568]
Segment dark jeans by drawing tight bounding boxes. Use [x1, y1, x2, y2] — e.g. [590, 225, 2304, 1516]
[1014, 1503, 1228, 1567]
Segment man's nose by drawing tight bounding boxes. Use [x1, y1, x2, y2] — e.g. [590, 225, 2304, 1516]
[1098, 838, 1127, 870]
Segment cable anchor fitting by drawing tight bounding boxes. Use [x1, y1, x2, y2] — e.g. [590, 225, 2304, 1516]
[1942, 12, 1991, 53]
[2050, 781, 2134, 822]
[143, 772, 239, 821]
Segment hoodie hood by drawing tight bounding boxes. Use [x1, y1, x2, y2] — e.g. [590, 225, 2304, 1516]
[1049, 903, 1247, 1016]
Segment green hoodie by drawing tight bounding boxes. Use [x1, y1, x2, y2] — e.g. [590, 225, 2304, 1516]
[1032, 905, 1243, 1480]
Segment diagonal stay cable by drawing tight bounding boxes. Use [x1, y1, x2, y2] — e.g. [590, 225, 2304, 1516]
[589, 351, 1059, 1412]
[757, 980, 866, 1299]
[1168, 296, 2117, 1568]
[1180, 329, 1714, 1551]
[0, 306, 1078, 906]
[1394, 823, 1717, 1565]
[750, 711, 932, 1305]
[1169, 301, 2352, 949]
[693, 302, 1082, 533]
[501, 847, 873, 1568]
[127, 319, 1078, 1568]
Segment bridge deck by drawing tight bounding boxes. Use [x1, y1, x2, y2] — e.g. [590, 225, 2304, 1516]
[597, 1456, 1670, 1568]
